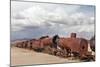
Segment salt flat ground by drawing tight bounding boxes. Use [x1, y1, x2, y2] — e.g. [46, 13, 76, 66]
[11, 47, 83, 66]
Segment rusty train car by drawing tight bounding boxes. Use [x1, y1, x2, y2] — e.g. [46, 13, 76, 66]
[28, 39, 43, 51]
[52, 33, 89, 57]
[58, 38, 88, 57]
[14, 33, 93, 58]
[89, 36, 95, 52]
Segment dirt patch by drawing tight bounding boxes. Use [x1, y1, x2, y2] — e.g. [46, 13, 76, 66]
[11, 47, 80, 66]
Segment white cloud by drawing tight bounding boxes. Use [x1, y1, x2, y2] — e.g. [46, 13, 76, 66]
[11, 1, 95, 40]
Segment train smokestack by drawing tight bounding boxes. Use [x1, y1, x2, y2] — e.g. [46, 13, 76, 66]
[71, 33, 76, 38]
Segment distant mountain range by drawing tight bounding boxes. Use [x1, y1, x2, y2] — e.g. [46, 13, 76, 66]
[11, 38, 32, 43]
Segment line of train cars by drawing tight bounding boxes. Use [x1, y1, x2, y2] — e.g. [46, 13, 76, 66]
[12, 33, 95, 61]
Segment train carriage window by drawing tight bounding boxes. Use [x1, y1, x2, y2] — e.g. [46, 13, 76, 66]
[22, 42, 24, 45]
[30, 42, 32, 45]
[82, 46, 85, 49]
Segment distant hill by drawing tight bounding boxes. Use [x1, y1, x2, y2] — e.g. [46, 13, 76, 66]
[10, 38, 32, 44]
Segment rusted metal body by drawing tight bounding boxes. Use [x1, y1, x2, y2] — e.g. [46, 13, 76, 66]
[13, 33, 94, 60]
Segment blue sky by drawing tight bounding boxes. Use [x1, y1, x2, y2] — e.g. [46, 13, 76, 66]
[77, 5, 95, 16]
[11, 1, 95, 41]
